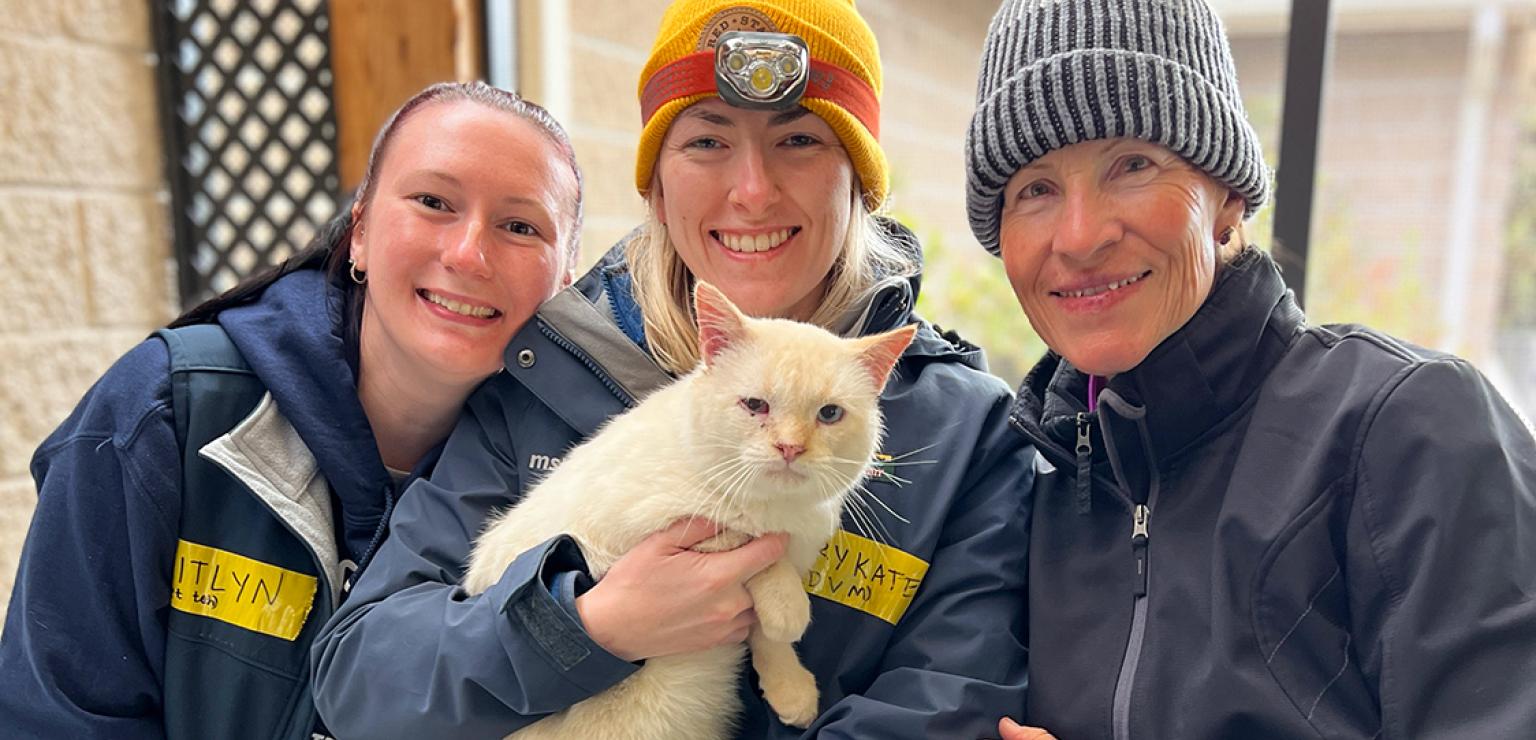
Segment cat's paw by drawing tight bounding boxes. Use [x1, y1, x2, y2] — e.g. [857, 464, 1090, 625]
[755, 590, 811, 642]
[761, 663, 820, 728]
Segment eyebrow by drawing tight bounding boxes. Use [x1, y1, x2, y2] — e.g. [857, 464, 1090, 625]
[769, 107, 812, 126]
[410, 170, 558, 212]
[681, 108, 735, 127]
[417, 170, 462, 187]
[678, 106, 813, 128]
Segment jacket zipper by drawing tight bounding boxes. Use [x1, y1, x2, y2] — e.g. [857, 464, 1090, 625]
[1074, 413, 1093, 513]
[1113, 487, 1157, 738]
[536, 322, 636, 407]
[1011, 408, 1156, 738]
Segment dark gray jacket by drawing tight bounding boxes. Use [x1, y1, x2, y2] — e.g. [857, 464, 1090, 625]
[312, 243, 1036, 739]
[1013, 248, 1536, 739]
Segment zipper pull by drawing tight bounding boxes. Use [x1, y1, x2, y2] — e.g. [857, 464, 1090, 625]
[1075, 412, 1093, 514]
[1131, 504, 1150, 597]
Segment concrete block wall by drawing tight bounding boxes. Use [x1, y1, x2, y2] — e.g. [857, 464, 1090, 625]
[0, 0, 172, 618]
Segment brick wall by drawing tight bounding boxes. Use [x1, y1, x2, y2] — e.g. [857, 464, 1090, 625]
[0, 0, 172, 618]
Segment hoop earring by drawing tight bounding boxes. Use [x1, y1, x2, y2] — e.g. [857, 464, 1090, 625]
[1219, 226, 1235, 246]
[348, 259, 366, 285]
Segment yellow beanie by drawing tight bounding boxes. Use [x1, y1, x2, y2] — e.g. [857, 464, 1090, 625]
[635, 0, 888, 207]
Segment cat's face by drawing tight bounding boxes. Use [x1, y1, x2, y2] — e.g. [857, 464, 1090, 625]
[685, 283, 915, 508]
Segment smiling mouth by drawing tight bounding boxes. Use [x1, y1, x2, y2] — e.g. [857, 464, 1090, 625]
[419, 289, 501, 319]
[1051, 270, 1153, 299]
[712, 227, 801, 254]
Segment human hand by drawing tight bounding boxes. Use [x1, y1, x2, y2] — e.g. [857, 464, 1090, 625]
[998, 717, 1058, 740]
[575, 518, 788, 662]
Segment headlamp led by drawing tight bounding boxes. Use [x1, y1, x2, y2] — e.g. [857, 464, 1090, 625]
[713, 31, 809, 110]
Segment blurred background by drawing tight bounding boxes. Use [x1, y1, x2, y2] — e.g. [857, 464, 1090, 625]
[1, 0, 1533, 613]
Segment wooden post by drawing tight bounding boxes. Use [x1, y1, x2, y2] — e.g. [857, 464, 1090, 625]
[329, 0, 484, 193]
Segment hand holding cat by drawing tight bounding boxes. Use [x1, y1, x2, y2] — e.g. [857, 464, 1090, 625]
[575, 518, 789, 662]
[996, 717, 1058, 740]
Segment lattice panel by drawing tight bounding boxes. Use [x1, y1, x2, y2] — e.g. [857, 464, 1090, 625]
[155, 0, 342, 306]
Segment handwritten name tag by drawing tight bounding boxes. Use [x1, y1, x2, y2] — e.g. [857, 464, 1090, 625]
[803, 530, 929, 625]
[170, 540, 317, 641]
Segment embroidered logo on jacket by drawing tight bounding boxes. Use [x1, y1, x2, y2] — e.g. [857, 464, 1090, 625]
[170, 540, 317, 641]
[803, 530, 929, 625]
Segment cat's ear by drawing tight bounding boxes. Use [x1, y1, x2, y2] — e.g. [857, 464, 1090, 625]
[694, 281, 748, 367]
[856, 324, 917, 390]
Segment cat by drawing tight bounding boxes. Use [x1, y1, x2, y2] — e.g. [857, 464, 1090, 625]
[461, 281, 917, 740]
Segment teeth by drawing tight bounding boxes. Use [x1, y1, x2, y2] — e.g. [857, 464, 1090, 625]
[1061, 272, 1148, 299]
[423, 290, 498, 318]
[718, 228, 792, 253]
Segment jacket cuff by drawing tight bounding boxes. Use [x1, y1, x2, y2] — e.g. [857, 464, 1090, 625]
[485, 534, 638, 697]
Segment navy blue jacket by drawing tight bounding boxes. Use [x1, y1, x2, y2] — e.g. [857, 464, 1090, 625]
[312, 243, 1036, 738]
[1013, 249, 1536, 739]
[0, 269, 412, 738]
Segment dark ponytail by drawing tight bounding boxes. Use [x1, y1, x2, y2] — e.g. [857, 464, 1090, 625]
[167, 207, 358, 330]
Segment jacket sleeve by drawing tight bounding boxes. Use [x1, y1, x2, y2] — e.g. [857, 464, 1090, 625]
[310, 396, 638, 740]
[801, 391, 1034, 738]
[0, 341, 179, 740]
[1350, 359, 1536, 738]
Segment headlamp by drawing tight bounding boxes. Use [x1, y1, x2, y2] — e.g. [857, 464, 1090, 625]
[713, 31, 809, 110]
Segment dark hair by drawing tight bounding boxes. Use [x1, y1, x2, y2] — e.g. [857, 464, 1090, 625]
[168, 82, 584, 357]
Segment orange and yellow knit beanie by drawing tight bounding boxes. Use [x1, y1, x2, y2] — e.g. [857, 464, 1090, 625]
[635, 0, 888, 207]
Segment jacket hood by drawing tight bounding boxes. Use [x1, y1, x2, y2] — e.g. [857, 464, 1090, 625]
[1013, 248, 1304, 466]
[217, 268, 392, 563]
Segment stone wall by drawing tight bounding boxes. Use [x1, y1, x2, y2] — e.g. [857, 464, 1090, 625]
[0, 0, 172, 618]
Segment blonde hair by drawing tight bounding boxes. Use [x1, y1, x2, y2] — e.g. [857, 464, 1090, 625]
[625, 191, 916, 375]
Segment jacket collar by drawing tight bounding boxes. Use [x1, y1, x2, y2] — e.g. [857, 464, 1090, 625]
[1016, 248, 1305, 472]
[198, 392, 344, 604]
[217, 269, 393, 564]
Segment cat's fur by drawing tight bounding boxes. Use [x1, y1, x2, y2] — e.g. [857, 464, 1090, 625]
[461, 282, 916, 740]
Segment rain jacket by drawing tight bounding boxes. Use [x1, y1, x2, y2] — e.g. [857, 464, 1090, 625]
[1012, 248, 1536, 739]
[0, 269, 425, 740]
[312, 238, 1036, 739]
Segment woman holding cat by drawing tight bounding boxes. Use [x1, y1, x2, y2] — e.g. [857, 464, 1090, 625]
[313, 1, 1035, 738]
[963, 1, 1536, 738]
[0, 82, 583, 740]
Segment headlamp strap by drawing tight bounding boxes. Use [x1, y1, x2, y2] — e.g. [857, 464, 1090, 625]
[640, 50, 880, 137]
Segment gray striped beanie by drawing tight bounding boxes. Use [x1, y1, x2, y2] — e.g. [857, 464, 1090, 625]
[965, 0, 1271, 254]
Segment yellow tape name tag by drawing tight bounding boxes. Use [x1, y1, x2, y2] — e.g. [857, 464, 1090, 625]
[170, 540, 317, 641]
[803, 530, 929, 625]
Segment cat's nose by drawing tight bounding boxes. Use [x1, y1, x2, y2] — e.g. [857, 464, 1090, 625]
[775, 442, 805, 463]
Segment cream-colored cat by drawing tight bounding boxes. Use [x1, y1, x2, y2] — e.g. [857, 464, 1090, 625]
[461, 282, 916, 740]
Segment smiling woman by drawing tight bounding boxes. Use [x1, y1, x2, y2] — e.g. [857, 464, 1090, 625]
[965, 2, 1536, 738]
[344, 98, 580, 466]
[998, 138, 1244, 375]
[652, 100, 854, 323]
[0, 82, 583, 740]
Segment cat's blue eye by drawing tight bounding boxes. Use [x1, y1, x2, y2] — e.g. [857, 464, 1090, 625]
[817, 404, 844, 424]
[740, 397, 770, 415]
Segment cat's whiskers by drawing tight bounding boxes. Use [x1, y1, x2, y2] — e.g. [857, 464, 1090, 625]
[710, 459, 762, 531]
[807, 464, 893, 547]
[686, 456, 754, 530]
[849, 480, 910, 526]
